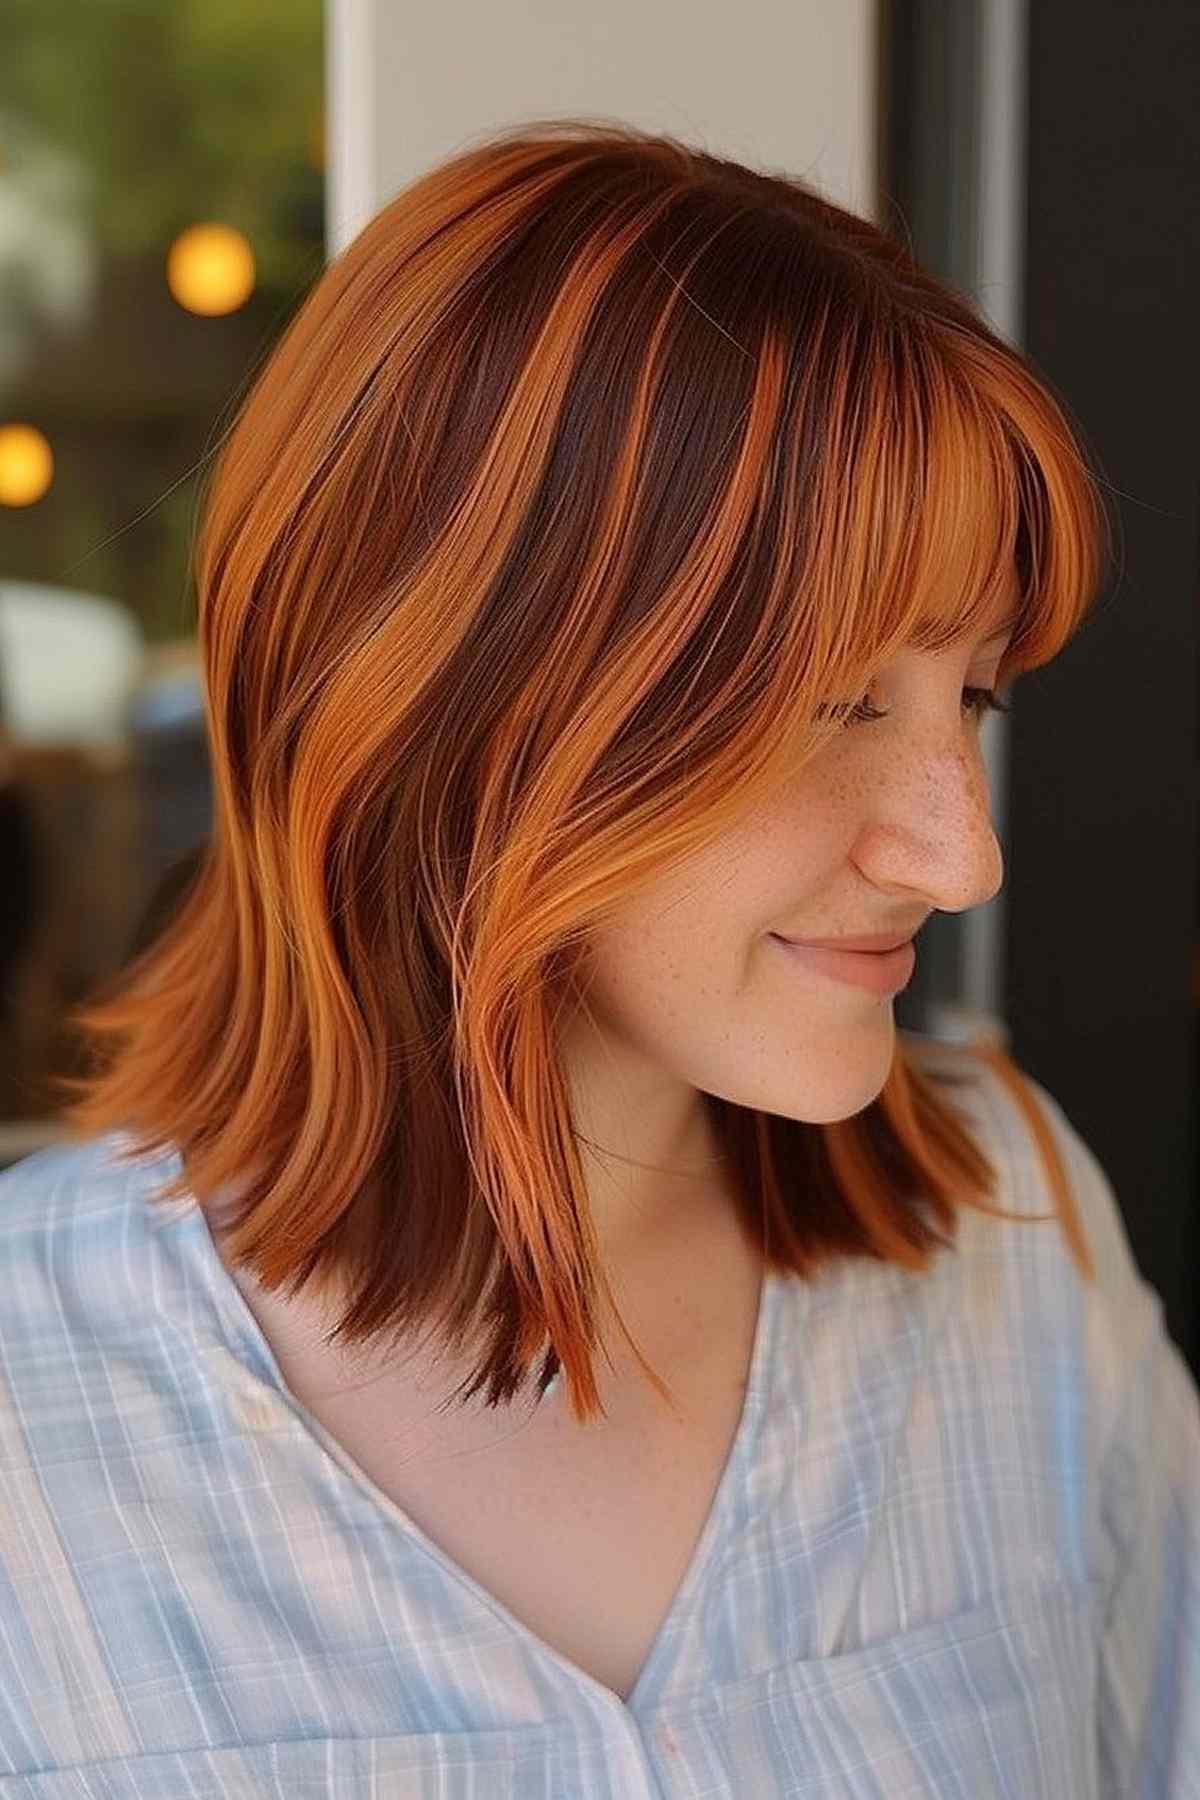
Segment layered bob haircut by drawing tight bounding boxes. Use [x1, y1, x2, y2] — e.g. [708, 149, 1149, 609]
[56, 119, 1115, 1423]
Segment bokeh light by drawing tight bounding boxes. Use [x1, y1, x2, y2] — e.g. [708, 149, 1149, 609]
[165, 222, 256, 317]
[0, 423, 54, 507]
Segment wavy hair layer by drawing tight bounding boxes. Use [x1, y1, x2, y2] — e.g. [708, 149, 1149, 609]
[55, 119, 1115, 1422]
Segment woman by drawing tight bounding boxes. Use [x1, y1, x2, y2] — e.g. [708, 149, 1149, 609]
[1, 119, 1194, 1795]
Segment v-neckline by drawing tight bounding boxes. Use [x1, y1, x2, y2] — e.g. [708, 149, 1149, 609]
[180, 1181, 783, 1717]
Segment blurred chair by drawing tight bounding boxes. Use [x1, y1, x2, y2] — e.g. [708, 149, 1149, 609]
[125, 641, 212, 931]
[0, 581, 212, 1152]
[0, 582, 145, 1136]
[0, 718, 40, 1029]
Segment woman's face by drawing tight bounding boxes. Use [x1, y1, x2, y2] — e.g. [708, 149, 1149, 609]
[567, 606, 1015, 1148]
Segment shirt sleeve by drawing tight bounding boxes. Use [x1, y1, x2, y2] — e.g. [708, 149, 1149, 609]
[1093, 1294, 1200, 1798]
[1009, 1069, 1200, 1797]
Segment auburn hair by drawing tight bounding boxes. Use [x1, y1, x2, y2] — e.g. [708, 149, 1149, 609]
[54, 118, 1115, 1423]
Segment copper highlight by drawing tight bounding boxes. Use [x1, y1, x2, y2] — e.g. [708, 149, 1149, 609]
[53, 119, 1115, 1423]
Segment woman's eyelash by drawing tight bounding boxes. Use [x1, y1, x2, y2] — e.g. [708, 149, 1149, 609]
[819, 688, 1014, 727]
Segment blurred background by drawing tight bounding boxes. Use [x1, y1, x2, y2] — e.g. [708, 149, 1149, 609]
[0, 0, 1195, 1378]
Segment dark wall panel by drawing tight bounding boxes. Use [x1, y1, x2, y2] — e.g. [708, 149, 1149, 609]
[881, 0, 1199, 1377]
[1013, 0, 1198, 1374]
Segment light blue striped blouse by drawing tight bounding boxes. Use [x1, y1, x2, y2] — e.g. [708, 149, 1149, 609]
[0, 1049, 1196, 1797]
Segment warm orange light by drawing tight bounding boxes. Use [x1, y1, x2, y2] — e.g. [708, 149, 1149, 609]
[0, 423, 54, 507]
[166, 222, 256, 317]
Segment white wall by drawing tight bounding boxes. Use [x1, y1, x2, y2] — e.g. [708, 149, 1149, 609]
[325, 0, 879, 259]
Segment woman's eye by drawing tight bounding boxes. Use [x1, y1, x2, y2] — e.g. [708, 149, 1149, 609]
[962, 686, 1012, 720]
[817, 687, 1013, 728]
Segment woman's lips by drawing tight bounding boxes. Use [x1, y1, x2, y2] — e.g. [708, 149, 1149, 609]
[768, 933, 917, 995]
